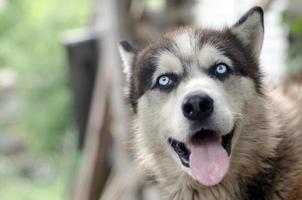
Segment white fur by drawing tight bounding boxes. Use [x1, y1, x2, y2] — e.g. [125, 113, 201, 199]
[198, 44, 233, 68]
[118, 44, 134, 82]
[152, 51, 183, 85]
[173, 32, 195, 58]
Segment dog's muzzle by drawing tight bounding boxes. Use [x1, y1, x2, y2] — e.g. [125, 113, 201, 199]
[168, 92, 235, 186]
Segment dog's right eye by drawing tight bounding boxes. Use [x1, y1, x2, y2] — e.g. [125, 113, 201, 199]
[156, 74, 176, 90]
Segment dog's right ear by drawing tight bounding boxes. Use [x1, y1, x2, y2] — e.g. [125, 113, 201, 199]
[231, 7, 264, 58]
[118, 41, 137, 82]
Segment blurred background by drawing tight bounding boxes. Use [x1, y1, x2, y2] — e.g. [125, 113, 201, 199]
[0, 0, 301, 199]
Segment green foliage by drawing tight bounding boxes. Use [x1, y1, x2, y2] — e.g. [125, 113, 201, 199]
[0, 0, 90, 153]
[0, 176, 65, 200]
[282, 5, 302, 75]
[0, 1, 89, 199]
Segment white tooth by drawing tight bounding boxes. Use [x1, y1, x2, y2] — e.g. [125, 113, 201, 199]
[181, 157, 189, 164]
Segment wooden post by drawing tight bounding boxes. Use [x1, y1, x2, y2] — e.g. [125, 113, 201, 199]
[70, 0, 127, 198]
[64, 29, 98, 149]
[70, 35, 113, 199]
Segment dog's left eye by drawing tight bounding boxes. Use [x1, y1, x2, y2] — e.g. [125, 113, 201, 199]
[156, 74, 175, 90]
[212, 63, 232, 79]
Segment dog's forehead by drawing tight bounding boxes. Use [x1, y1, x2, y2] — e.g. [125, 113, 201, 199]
[137, 29, 234, 75]
[172, 30, 196, 58]
[137, 29, 234, 66]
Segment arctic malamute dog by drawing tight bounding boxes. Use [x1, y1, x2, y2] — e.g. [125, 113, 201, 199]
[119, 7, 302, 199]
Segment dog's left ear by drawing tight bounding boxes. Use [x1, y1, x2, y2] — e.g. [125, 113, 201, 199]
[231, 7, 264, 58]
[118, 41, 137, 82]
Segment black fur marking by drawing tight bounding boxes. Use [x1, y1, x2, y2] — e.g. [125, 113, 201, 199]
[129, 41, 174, 112]
[153, 73, 179, 93]
[208, 62, 233, 81]
[234, 6, 264, 29]
[244, 157, 278, 200]
[217, 38, 264, 95]
[196, 29, 263, 94]
[129, 59, 156, 112]
[225, 32, 264, 94]
[192, 189, 199, 199]
[120, 40, 136, 53]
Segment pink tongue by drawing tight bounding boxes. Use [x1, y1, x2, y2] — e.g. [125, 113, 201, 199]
[189, 133, 230, 186]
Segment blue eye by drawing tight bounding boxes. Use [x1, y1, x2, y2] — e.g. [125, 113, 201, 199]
[158, 76, 170, 86]
[156, 74, 176, 90]
[213, 63, 231, 79]
[216, 64, 227, 74]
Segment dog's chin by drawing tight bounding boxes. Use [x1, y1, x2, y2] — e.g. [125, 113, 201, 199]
[168, 127, 235, 186]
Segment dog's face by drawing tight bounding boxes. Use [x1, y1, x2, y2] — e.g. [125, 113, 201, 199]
[119, 7, 264, 186]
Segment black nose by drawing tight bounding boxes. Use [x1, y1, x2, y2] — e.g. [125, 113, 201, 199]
[182, 93, 214, 121]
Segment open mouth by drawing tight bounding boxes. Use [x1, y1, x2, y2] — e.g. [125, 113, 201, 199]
[168, 127, 235, 186]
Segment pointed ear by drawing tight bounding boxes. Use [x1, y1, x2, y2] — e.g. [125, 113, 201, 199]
[231, 7, 264, 58]
[118, 41, 137, 81]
